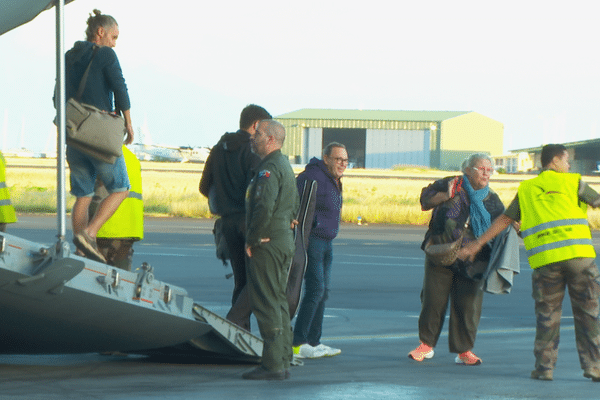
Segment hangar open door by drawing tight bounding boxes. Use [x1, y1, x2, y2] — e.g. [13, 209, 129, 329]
[323, 128, 366, 168]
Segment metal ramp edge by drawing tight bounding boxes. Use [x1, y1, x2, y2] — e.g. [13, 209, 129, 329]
[189, 304, 263, 361]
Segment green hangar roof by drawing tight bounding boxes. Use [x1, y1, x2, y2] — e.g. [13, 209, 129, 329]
[276, 109, 471, 122]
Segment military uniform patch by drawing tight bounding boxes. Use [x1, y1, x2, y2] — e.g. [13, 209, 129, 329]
[258, 170, 271, 179]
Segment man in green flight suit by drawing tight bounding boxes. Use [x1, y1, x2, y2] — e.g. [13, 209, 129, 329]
[242, 119, 299, 380]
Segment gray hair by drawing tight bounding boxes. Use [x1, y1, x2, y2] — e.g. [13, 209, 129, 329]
[323, 142, 346, 157]
[461, 153, 492, 173]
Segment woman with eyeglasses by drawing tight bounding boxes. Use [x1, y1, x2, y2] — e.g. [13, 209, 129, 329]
[408, 153, 505, 366]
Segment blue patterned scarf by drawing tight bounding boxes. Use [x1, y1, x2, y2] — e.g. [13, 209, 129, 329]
[462, 175, 491, 238]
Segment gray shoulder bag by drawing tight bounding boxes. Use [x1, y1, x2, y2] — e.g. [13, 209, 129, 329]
[65, 45, 125, 164]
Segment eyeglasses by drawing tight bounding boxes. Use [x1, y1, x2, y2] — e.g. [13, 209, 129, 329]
[333, 157, 349, 165]
[473, 167, 493, 174]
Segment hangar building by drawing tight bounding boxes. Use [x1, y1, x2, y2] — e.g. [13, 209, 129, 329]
[276, 109, 503, 170]
[512, 138, 600, 175]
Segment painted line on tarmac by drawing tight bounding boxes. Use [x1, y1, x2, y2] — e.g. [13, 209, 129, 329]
[136, 252, 197, 257]
[338, 254, 424, 261]
[323, 326, 575, 342]
[340, 261, 421, 267]
[136, 247, 216, 256]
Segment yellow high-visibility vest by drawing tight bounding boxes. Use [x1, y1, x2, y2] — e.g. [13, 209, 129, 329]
[97, 146, 143, 239]
[518, 170, 595, 269]
[0, 152, 17, 224]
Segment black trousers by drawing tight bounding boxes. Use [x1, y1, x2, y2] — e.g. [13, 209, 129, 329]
[222, 213, 252, 331]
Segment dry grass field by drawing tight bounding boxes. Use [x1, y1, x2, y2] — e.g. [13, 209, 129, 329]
[6, 157, 600, 229]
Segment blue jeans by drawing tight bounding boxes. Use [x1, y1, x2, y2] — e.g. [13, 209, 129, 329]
[67, 145, 130, 197]
[293, 236, 333, 346]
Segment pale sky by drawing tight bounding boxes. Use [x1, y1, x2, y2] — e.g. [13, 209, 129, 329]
[0, 0, 598, 154]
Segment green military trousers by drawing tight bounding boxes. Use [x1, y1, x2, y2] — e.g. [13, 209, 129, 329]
[247, 243, 293, 372]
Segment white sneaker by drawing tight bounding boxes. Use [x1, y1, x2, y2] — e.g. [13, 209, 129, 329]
[293, 344, 327, 359]
[314, 343, 341, 357]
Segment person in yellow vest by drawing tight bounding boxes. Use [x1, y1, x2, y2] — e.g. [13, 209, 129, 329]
[0, 152, 17, 232]
[89, 146, 143, 270]
[459, 144, 600, 382]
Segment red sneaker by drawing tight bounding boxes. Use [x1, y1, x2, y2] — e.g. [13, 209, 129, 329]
[455, 350, 481, 365]
[408, 343, 434, 361]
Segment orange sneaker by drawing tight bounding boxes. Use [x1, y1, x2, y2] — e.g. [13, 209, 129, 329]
[455, 350, 481, 366]
[408, 343, 434, 361]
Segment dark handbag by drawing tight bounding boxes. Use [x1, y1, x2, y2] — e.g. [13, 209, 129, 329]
[424, 216, 487, 281]
[212, 218, 230, 266]
[454, 257, 488, 281]
[424, 217, 469, 267]
[65, 46, 124, 163]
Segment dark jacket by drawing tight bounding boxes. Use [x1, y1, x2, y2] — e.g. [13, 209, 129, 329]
[63, 41, 130, 112]
[199, 130, 260, 217]
[421, 176, 504, 261]
[297, 157, 342, 241]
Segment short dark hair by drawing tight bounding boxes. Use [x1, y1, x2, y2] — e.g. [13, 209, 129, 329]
[541, 144, 567, 168]
[239, 104, 272, 130]
[323, 142, 346, 157]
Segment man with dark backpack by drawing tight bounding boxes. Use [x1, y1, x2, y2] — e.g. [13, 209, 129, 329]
[199, 104, 272, 331]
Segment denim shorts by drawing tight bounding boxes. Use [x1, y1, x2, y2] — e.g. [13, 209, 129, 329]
[67, 145, 130, 197]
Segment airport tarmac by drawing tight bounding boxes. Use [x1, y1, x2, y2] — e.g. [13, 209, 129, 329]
[1, 216, 599, 400]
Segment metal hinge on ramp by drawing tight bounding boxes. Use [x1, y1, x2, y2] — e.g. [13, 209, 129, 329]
[191, 304, 263, 360]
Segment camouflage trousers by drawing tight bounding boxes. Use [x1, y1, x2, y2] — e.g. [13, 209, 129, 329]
[96, 238, 136, 272]
[532, 257, 600, 373]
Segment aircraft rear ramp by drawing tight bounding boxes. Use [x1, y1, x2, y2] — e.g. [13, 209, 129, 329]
[0, 233, 262, 361]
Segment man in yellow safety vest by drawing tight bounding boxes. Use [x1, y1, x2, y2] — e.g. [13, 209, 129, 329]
[0, 152, 17, 232]
[459, 144, 600, 382]
[89, 146, 143, 270]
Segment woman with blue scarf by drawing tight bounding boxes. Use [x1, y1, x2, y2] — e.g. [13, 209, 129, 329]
[408, 154, 505, 366]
